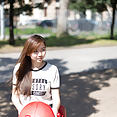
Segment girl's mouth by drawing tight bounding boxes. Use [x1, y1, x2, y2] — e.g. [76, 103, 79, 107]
[37, 57, 43, 60]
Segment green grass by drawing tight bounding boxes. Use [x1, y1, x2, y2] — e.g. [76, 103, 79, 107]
[1, 33, 117, 47]
[45, 35, 94, 47]
[0, 38, 27, 46]
[0, 30, 117, 53]
[5, 26, 52, 35]
[45, 33, 117, 47]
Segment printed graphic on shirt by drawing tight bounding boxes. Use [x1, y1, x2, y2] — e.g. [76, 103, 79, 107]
[31, 78, 50, 96]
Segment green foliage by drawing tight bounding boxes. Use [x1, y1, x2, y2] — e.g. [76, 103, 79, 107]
[34, 3, 44, 9]
[4, 0, 34, 16]
[14, 4, 33, 16]
[69, 0, 111, 13]
[69, 0, 87, 12]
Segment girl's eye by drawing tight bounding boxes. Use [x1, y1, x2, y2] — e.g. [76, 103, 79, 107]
[42, 48, 46, 51]
[33, 48, 46, 53]
[34, 50, 38, 53]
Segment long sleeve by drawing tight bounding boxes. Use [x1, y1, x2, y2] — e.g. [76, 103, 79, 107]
[11, 85, 24, 114]
[51, 89, 60, 117]
[11, 63, 24, 114]
[50, 66, 61, 117]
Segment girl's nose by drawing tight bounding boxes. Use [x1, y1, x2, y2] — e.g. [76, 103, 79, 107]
[37, 52, 42, 56]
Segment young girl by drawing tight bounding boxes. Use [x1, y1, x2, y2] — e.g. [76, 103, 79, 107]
[11, 35, 60, 117]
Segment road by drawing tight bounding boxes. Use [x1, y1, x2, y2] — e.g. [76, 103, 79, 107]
[0, 46, 117, 82]
[0, 46, 117, 117]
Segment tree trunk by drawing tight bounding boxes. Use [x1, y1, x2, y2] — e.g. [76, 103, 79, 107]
[110, 3, 116, 40]
[9, 0, 15, 45]
[56, 0, 69, 37]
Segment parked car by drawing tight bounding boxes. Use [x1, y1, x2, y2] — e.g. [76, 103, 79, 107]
[68, 20, 79, 31]
[78, 18, 97, 31]
[36, 20, 56, 28]
[26, 19, 40, 25]
[18, 19, 40, 26]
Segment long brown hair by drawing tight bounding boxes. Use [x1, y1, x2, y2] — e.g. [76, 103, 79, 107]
[15, 35, 46, 96]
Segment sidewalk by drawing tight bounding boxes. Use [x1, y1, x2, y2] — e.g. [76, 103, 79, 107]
[0, 46, 117, 117]
[89, 78, 117, 117]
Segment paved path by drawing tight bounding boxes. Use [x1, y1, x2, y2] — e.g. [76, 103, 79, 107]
[1, 46, 117, 82]
[89, 78, 117, 117]
[0, 46, 117, 117]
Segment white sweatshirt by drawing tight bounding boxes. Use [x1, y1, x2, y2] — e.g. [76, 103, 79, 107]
[12, 62, 60, 116]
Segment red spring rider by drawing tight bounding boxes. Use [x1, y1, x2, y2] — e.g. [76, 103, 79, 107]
[19, 101, 66, 117]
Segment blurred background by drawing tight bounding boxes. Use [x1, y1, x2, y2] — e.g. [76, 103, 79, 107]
[0, 0, 117, 47]
[0, 1, 117, 117]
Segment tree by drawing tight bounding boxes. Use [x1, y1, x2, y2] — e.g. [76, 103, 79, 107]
[110, 0, 117, 40]
[3, 0, 33, 45]
[69, 0, 109, 17]
[56, 0, 69, 37]
[9, 0, 15, 45]
[69, 0, 117, 39]
[39, 0, 69, 37]
[69, 0, 88, 18]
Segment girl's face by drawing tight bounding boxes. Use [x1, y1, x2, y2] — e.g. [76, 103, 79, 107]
[30, 42, 46, 63]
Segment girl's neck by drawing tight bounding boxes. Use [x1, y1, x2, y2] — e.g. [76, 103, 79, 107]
[32, 61, 45, 69]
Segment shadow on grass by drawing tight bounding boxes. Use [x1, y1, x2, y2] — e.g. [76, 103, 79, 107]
[0, 57, 117, 117]
[93, 33, 117, 40]
[1, 33, 117, 49]
[45, 33, 117, 47]
[45, 35, 99, 47]
[0, 35, 102, 49]
[0, 39, 27, 49]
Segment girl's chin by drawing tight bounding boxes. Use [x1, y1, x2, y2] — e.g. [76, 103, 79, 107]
[36, 59, 43, 62]
[32, 58, 43, 63]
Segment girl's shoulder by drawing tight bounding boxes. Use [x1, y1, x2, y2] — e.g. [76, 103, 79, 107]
[13, 63, 20, 72]
[46, 62, 58, 71]
[15, 63, 20, 68]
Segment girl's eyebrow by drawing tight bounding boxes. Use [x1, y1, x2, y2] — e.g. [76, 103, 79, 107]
[42, 47, 46, 49]
[36, 47, 46, 51]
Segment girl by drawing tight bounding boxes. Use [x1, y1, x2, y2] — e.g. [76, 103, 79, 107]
[11, 35, 60, 117]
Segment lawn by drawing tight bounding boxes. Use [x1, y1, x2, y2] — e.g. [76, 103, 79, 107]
[0, 28, 117, 53]
[5, 26, 52, 35]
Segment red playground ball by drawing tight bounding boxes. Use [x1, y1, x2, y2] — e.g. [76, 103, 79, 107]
[19, 102, 55, 117]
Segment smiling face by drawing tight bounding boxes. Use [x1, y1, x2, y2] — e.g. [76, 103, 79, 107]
[30, 42, 46, 63]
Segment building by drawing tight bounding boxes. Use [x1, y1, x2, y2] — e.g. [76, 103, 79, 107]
[18, 0, 60, 25]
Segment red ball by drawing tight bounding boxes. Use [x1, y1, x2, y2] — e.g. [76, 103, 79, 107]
[19, 102, 55, 117]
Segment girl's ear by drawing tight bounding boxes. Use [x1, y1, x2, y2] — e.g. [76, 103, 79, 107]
[26, 53, 30, 56]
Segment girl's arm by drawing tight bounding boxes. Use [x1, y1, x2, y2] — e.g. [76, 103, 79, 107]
[11, 63, 24, 114]
[51, 88, 60, 117]
[11, 85, 24, 114]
